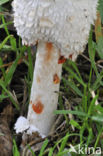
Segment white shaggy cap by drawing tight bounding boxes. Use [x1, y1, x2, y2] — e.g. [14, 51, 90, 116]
[12, 0, 98, 59]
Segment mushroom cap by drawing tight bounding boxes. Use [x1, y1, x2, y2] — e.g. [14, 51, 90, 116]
[13, 0, 98, 59]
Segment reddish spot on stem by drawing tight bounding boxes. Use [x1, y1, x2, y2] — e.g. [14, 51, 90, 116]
[32, 100, 44, 114]
[58, 56, 66, 64]
[45, 42, 53, 62]
[53, 74, 60, 84]
[69, 54, 73, 60]
[46, 42, 53, 52]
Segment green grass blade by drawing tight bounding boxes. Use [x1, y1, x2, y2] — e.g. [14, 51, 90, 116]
[62, 78, 83, 97]
[64, 65, 86, 87]
[0, 35, 13, 50]
[58, 133, 69, 153]
[39, 139, 49, 156]
[0, 0, 9, 5]
[0, 80, 20, 110]
[4, 54, 20, 86]
[69, 120, 81, 130]
[28, 47, 34, 81]
[13, 139, 20, 156]
[54, 110, 87, 117]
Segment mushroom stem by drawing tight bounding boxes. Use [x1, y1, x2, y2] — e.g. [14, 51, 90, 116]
[27, 41, 62, 136]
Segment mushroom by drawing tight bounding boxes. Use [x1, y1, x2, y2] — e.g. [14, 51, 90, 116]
[13, 0, 98, 137]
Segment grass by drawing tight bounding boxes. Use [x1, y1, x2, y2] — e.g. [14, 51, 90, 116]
[0, 0, 103, 156]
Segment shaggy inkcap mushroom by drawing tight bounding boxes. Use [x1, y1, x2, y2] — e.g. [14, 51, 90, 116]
[13, 0, 98, 137]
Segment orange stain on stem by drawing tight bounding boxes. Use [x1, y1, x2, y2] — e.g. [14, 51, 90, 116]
[58, 56, 66, 64]
[45, 42, 53, 62]
[69, 54, 73, 60]
[53, 74, 60, 84]
[32, 100, 44, 114]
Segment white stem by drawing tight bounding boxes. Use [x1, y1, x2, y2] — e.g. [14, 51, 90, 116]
[27, 41, 62, 136]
